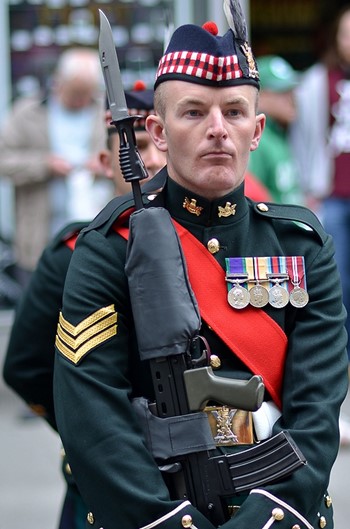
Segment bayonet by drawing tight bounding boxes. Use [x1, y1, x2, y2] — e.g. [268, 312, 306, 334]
[99, 9, 148, 209]
[99, 10, 128, 122]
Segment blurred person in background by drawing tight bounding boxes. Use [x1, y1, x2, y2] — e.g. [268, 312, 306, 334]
[291, 5, 350, 215]
[2, 82, 166, 529]
[248, 55, 303, 205]
[0, 47, 112, 290]
[291, 5, 350, 445]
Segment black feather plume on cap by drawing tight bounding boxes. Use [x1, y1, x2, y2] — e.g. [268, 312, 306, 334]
[223, 0, 248, 42]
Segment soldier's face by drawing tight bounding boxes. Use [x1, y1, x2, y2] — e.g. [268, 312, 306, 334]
[147, 81, 265, 200]
[133, 130, 166, 178]
[100, 128, 165, 196]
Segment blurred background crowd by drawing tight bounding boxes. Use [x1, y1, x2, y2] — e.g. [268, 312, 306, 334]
[1, 0, 350, 305]
[2, 0, 350, 366]
[1, 0, 350, 527]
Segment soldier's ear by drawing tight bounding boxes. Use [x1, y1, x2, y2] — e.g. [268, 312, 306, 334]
[99, 149, 114, 179]
[146, 114, 168, 152]
[250, 113, 266, 152]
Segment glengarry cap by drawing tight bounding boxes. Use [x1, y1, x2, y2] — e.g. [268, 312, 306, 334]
[155, 0, 259, 90]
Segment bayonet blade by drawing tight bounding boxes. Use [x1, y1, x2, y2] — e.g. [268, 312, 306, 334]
[99, 9, 128, 122]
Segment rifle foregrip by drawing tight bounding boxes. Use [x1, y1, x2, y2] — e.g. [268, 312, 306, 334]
[184, 367, 265, 412]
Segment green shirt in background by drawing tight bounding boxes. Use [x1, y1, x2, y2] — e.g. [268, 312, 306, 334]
[249, 117, 303, 205]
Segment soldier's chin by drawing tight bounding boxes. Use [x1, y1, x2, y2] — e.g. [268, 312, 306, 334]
[204, 169, 240, 189]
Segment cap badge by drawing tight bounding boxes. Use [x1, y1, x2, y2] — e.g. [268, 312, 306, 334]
[240, 42, 259, 80]
[183, 197, 203, 216]
[218, 202, 236, 218]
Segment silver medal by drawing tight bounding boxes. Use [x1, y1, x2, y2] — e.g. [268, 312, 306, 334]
[289, 286, 309, 308]
[228, 284, 250, 309]
[249, 284, 269, 308]
[269, 284, 289, 308]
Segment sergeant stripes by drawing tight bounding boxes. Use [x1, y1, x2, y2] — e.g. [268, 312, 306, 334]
[55, 304, 118, 364]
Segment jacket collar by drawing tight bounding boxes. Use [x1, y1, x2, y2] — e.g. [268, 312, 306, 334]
[162, 173, 249, 227]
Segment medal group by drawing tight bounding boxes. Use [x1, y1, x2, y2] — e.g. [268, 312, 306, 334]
[225, 256, 309, 310]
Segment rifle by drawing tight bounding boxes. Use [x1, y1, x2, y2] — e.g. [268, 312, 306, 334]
[99, 10, 305, 525]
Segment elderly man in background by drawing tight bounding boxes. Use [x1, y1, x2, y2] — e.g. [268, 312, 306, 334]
[0, 47, 111, 288]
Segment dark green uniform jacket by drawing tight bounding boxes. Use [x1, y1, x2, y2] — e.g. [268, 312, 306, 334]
[54, 168, 348, 529]
[3, 221, 89, 529]
[3, 221, 88, 429]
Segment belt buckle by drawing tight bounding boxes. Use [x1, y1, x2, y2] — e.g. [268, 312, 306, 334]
[204, 406, 254, 446]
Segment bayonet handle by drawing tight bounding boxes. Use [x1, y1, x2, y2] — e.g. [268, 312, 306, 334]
[112, 115, 148, 210]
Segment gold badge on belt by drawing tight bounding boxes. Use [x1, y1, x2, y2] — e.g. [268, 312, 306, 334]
[204, 406, 254, 446]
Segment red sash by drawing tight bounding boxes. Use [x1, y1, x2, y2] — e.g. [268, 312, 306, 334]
[65, 234, 79, 251]
[116, 215, 288, 409]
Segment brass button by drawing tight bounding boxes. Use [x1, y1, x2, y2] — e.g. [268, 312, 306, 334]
[325, 495, 332, 508]
[257, 203, 269, 212]
[272, 508, 284, 521]
[319, 516, 327, 528]
[210, 354, 221, 369]
[87, 512, 95, 525]
[65, 463, 72, 475]
[292, 525, 301, 529]
[207, 238, 220, 254]
[182, 514, 193, 528]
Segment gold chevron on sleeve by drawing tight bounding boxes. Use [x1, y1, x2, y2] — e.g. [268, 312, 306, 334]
[55, 304, 118, 364]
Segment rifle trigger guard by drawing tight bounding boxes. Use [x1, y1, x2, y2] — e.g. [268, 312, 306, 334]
[191, 335, 211, 368]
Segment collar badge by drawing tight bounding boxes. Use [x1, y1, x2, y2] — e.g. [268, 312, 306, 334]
[183, 197, 203, 216]
[218, 202, 236, 218]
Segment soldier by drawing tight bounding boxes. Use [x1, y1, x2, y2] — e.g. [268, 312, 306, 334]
[2, 83, 166, 529]
[53, 2, 348, 529]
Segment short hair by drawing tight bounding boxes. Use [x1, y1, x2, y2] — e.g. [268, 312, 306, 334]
[154, 83, 167, 119]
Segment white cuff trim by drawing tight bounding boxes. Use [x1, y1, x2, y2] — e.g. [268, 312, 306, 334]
[139, 501, 192, 529]
[250, 489, 314, 529]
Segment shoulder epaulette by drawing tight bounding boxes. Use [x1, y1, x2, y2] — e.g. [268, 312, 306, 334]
[253, 201, 327, 245]
[52, 221, 90, 250]
[81, 167, 167, 236]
